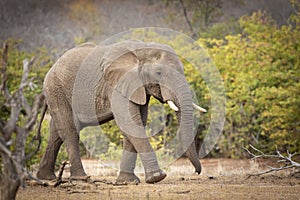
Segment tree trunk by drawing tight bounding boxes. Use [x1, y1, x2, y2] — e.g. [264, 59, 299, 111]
[0, 152, 21, 200]
[0, 43, 44, 200]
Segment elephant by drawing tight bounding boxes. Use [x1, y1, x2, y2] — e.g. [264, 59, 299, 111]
[36, 40, 206, 184]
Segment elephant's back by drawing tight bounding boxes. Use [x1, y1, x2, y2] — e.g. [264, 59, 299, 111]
[44, 43, 96, 98]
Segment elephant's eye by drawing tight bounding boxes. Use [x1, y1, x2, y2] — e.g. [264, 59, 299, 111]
[156, 70, 162, 78]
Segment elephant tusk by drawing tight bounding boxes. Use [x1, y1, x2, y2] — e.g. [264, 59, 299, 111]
[167, 101, 179, 111]
[193, 103, 207, 113]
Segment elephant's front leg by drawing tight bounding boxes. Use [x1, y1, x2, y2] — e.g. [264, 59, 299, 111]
[111, 92, 166, 183]
[127, 135, 166, 183]
[116, 137, 140, 184]
[115, 101, 166, 183]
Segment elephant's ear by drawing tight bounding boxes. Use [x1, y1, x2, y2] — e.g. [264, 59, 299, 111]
[116, 67, 147, 105]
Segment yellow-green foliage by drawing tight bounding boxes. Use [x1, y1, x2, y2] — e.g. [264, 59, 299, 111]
[0, 39, 51, 100]
[200, 11, 300, 157]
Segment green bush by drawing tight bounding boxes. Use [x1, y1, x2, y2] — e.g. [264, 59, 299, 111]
[199, 11, 300, 157]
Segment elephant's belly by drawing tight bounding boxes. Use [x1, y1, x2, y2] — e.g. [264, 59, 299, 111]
[78, 111, 114, 127]
[97, 112, 114, 124]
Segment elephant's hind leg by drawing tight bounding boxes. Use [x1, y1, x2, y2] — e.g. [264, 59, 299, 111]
[45, 100, 87, 179]
[37, 119, 63, 180]
[54, 114, 87, 179]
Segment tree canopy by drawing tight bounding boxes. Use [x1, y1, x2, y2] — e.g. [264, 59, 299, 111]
[199, 11, 300, 157]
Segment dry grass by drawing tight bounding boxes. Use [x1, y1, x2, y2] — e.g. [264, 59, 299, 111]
[17, 158, 300, 200]
[58, 158, 295, 179]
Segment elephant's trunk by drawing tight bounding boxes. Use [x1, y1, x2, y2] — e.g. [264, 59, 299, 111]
[185, 141, 202, 174]
[166, 72, 202, 174]
[177, 89, 202, 174]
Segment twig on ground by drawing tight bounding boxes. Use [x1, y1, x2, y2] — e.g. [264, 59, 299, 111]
[44, 161, 130, 187]
[243, 144, 300, 178]
[53, 161, 70, 187]
[91, 179, 115, 185]
[26, 173, 49, 187]
[57, 161, 70, 180]
[67, 190, 100, 194]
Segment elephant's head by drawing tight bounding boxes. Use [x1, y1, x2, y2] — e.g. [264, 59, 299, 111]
[108, 41, 204, 174]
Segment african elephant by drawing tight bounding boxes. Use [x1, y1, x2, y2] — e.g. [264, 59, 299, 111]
[36, 40, 206, 184]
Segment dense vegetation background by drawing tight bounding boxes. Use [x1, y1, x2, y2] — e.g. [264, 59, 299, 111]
[0, 0, 299, 171]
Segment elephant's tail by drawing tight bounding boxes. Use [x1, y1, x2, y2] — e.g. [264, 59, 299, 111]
[23, 94, 48, 162]
[36, 99, 48, 141]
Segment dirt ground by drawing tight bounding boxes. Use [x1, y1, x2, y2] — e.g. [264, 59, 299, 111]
[17, 158, 300, 200]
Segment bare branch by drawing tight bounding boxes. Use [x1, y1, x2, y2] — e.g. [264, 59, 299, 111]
[242, 144, 280, 159]
[57, 161, 70, 180]
[0, 43, 44, 199]
[0, 137, 12, 156]
[249, 144, 265, 155]
[26, 173, 48, 187]
[0, 119, 5, 133]
[248, 165, 296, 178]
[25, 93, 45, 131]
[18, 58, 35, 115]
[0, 43, 11, 100]
[2, 57, 37, 140]
[0, 137, 26, 180]
[3, 98, 21, 139]
[179, 0, 197, 39]
[1, 137, 48, 188]
[53, 161, 70, 187]
[244, 145, 300, 178]
[23, 95, 46, 162]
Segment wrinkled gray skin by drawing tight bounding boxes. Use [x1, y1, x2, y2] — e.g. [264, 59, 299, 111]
[37, 40, 202, 184]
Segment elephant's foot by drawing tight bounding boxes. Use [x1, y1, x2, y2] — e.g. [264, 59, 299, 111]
[145, 169, 167, 184]
[116, 171, 140, 184]
[69, 175, 91, 181]
[70, 170, 89, 181]
[36, 170, 56, 180]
